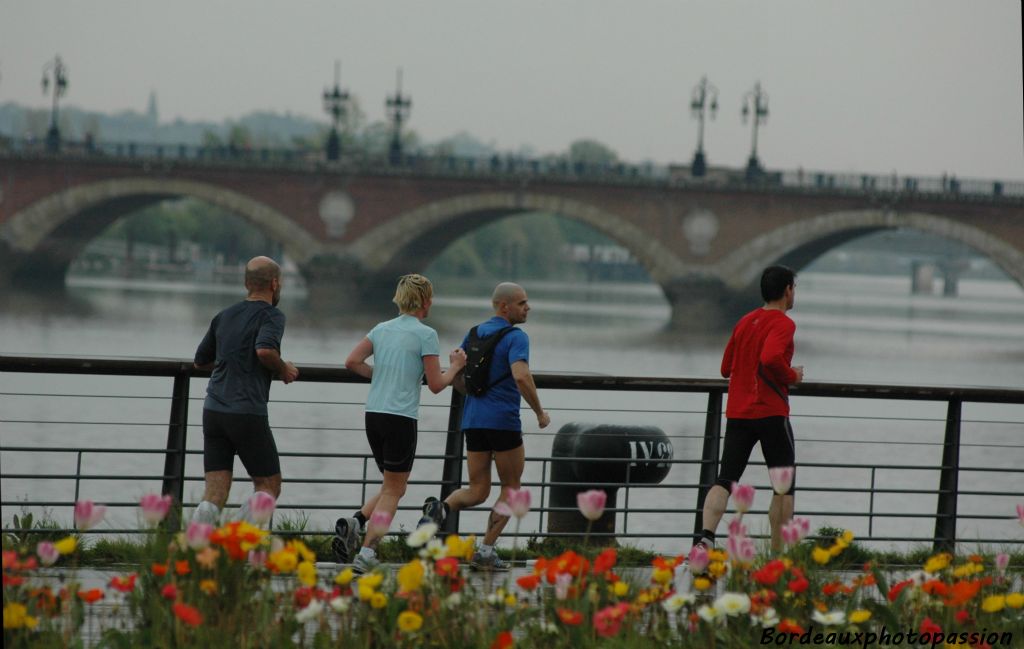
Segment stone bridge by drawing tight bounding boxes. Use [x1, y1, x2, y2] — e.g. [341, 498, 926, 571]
[2, 154, 1022, 326]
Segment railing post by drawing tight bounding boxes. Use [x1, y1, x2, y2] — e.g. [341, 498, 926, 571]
[162, 368, 191, 530]
[439, 390, 466, 534]
[933, 398, 962, 553]
[693, 389, 723, 541]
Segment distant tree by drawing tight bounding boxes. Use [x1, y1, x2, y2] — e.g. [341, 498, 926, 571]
[201, 130, 223, 148]
[227, 124, 252, 149]
[568, 139, 618, 165]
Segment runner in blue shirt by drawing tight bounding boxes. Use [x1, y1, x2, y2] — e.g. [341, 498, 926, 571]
[427, 282, 550, 571]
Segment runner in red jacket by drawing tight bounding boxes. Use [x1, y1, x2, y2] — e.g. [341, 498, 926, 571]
[695, 265, 804, 553]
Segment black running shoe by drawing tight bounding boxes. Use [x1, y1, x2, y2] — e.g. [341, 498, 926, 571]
[417, 497, 445, 529]
[332, 517, 360, 563]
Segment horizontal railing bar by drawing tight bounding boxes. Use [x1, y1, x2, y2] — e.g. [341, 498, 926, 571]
[3, 355, 1022, 403]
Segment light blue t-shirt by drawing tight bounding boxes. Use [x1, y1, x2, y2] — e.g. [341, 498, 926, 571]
[460, 316, 530, 431]
[365, 314, 440, 420]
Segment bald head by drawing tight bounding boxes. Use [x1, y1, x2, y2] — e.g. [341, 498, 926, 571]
[492, 282, 530, 324]
[245, 256, 281, 292]
[492, 282, 524, 308]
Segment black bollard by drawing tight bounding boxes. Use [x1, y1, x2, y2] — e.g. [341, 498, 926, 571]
[548, 423, 673, 542]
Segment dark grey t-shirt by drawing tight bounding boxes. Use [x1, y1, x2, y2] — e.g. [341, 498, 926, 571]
[194, 300, 286, 416]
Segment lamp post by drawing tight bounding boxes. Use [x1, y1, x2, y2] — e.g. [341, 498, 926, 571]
[689, 76, 718, 177]
[386, 68, 412, 166]
[741, 82, 769, 181]
[322, 61, 349, 162]
[41, 55, 69, 153]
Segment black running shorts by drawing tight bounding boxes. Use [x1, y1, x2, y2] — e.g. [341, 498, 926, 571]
[464, 427, 524, 453]
[365, 412, 418, 473]
[715, 416, 796, 493]
[202, 409, 281, 477]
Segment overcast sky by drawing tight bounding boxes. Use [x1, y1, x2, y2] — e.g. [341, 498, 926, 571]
[2, 1, 1022, 179]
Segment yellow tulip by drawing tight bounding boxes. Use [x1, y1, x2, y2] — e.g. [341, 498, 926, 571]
[293, 541, 316, 563]
[4, 603, 28, 629]
[812, 547, 831, 565]
[849, 609, 871, 624]
[613, 581, 630, 597]
[335, 567, 354, 586]
[1005, 592, 1023, 609]
[397, 560, 424, 593]
[841, 530, 854, 544]
[693, 577, 712, 591]
[360, 573, 384, 589]
[54, 536, 77, 555]
[297, 561, 317, 587]
[652, 568, 673, 584]
[981, 595, 1005, 613]
[268, 549, 298, 573]
[397, 610, 423, 632]
[199, 579, 218, 596]
[923, 553, 952, 574]
[370, 592, 388, 609]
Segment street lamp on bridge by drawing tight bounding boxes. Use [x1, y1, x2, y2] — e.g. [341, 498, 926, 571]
[386, 68, 412, 166]
[689, 75, 718, 177]
[41, 55, 69, 154]
[741, 81, 769, 181]
[322, 61, 349, 162]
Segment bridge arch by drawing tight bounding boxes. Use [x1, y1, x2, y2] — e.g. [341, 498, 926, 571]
[1, 177, 326, 285]
[347, 191, 687, 287]
[715, 209, 1024, 292]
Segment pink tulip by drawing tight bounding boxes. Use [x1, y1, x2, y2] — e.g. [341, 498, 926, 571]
[1017, 503, 1024, 528]
[577, 489, 607, 521]
[768, 467, 794, 495]
[139, 493, 173, 525]
[248, 549, 268, 569]
[731, 483, 755, 514]
[728, 517, 748, 538]
[74, 500, 107, 531]
[995, 553, 1009, 576]
[247, 492, 276, 526]
[186, 521, 214, 549]
[688, 544, 709, 574]
[781, 516, 811, 546]
[368, 510, 393, 536]
[554, 573, 573, 600]
[37, 541, 60, 567]
[727, 534, 756, 564]
[493, 487, 531, 519]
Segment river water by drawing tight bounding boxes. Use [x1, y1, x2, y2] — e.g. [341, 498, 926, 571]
[1, 271, 1022, 554]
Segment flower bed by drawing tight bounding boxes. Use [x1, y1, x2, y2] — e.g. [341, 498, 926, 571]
[4, 493, 1023, 648]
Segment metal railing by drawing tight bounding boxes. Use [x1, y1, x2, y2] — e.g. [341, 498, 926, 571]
[1, 354, 1022, 552]
[3, 139, 1023, 199]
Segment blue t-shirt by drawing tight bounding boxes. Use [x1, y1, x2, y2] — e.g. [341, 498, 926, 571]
[365, 314, 440, 420]
[460, 316, 530, 431]
[195, 300, 286, 417]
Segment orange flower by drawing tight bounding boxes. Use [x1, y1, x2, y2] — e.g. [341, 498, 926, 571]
[921, 579, 948, 597]
[151, 563, 168, 577]
[434, 557, 459, 577]
[919, 616, 942, 636]
[593, 548, 617, 575]
[77, 588, 104, 604]
[195, 546, 220, 569]
[943, 579, 983, 607]
[172, 602, 203, 627]
[516, 574, 540, 591]
[651, 555, 683, 572]
[109, 573, 137, 593]
[556, 608, 583, 625]
[822, 581, 843, 596]
[545, 550, 589, 584]
[887, 578, 914, 602]
[777, 619, 805, 635]
[489, 631, 513, 649]
[175, 560, 191, 576]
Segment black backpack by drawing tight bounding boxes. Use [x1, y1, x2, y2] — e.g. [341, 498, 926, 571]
[463, 325, 517, 396]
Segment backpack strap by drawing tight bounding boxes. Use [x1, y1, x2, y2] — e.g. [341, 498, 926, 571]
[483, 326, 517, 389]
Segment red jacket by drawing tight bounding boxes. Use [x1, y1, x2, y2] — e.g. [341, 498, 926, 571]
[721, 308, 797, 419]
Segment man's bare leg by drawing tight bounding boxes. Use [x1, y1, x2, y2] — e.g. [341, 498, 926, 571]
[768, 493, 794, 553]
[482, 445, 525, 546]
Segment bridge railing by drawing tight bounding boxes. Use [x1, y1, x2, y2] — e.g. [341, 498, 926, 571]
[4, 137, 1022, 199]
[2, 354, 1022, 553]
